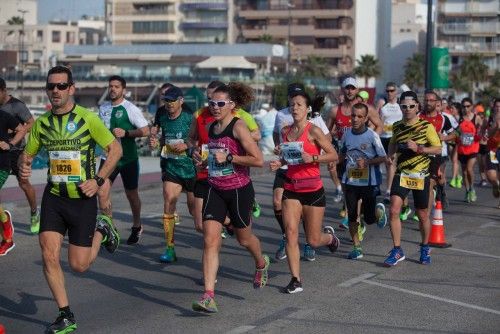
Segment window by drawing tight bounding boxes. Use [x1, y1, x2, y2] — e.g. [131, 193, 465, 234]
[132, 21, 174, 34]
[316, 38, 338, 49]
[19, 51, 28, 62]
[316, 19, 339, 29]
[297, 18, 309, 25]
[293, 36, 313, 44]
[52, 31, 61, 43]
[33, 50, 43, 63]
[279, 19, 289, 25]
[66, 31, 76, 44]
[36, 30, 43, 42]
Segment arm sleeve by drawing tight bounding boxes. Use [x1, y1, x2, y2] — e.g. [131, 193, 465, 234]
[127, 104, 149, 129]
[88, 113, 116, 149]
[24, 119, 41, 156]
[237, 109, 259, 131]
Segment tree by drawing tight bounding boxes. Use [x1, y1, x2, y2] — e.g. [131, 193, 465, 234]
[403, 53, 425, 91]
[258, 34, 274, 44]
[302, 55, 330, 79]
[456, 53, 489, 101]
[478, 70, 500, 105]
[7, 16, 24, 25]
[353, 54, 381, 87]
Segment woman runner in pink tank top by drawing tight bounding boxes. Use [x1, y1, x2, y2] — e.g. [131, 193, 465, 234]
[270, 90, 340, 294]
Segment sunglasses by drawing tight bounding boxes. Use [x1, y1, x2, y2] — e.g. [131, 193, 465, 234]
[344, 86, 356, 91]
[400, 104, 417, 110]
[164, 98, 178, 103]
[386, 89, 396, 93]
[462, 104, 472, 108]
[46, 82, 71, 91]
[208, 100, 231, 108]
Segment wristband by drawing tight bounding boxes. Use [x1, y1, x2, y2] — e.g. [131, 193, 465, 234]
[124, 130, 130, 138]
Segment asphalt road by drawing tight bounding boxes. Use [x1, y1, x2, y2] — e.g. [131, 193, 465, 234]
[1, 170, 499, 334]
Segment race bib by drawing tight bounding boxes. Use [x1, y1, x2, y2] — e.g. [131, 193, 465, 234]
[201, 144, 209, 162]
[281, 141, 304, 165]
[208, 148, 234, 177]
[161, 139, 186, 159]
[400, 172, 425, 190]
[347, 168, 369, 186]
[49, 151, 81, 183]
[460, 133, 474, 146]
[490, 150, 499, 164]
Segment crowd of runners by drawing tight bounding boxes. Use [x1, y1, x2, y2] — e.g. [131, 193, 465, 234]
[0, 67, 499, 333]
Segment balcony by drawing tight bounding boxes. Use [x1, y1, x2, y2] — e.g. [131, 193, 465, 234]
[440, 42, 498, 55]
[180, 2, 228, 11]
[240, 25, 352, 39]
[237, 9, 352, 20]
[440, 1, 499, 16]
[440, 22, 499, 35]
[180, 21, 228, 29]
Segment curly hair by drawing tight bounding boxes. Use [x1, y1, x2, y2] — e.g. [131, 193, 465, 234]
[213, 82, 254, 109]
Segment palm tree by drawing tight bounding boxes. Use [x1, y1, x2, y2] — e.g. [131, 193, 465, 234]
[7, 16, 24, 25]
[403, 53, 425, 91]
[303, 55, 330, 79]
[258, 34, 274, 44]
[457, 53, 489, 101]
[353, 54, 381, 87]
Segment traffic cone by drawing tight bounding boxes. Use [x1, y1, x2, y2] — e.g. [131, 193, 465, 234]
[428, 200, 451, 248]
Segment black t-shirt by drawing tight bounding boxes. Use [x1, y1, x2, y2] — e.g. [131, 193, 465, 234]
[0, 110, 20, 170]
[0, 96, 32, 150]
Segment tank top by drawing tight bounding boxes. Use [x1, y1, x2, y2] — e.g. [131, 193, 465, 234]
[457, 116, 480, 155]
[379, 102, 403, 138]
[283, 122, 323, 193]
[207, 117, 250, 190]
[335, 105, 352, 142]
[194, 107, 215, 180]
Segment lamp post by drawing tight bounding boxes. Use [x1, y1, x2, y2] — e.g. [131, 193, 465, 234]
[286, 1, 295, 82]
[18, 9, 28, 98]
[424, 0, 433, 90]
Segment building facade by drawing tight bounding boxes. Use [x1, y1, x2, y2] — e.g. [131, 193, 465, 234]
[436, 0, 499, 73]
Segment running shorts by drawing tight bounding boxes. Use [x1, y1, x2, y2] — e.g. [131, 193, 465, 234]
[282, 187, 326, 207]
[390, 174, 431, 210]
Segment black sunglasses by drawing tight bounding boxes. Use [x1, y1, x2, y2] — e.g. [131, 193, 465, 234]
[386, 89, 396, 93]
[400, 104, 416, 110]
[462, 104, 472, 108]
[164, 98, 178, 103]
[209, 100, 230, 108]
[46, 82, 71, 91]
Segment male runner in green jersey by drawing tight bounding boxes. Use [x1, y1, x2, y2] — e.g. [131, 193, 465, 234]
[18, 66, 122, 334]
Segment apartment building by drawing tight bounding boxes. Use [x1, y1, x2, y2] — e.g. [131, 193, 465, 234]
[436, 0, 499, 73]
[234, 0, 356, 74]
[105, 0, 233, 45]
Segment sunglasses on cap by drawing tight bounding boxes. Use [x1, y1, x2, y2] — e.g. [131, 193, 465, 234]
[46, 82, 71, 91]
[400, 104, 417, 110]
[208, 100, 231, 108]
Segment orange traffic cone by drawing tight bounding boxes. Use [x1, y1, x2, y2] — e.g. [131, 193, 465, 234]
[428, 200, 451, 248]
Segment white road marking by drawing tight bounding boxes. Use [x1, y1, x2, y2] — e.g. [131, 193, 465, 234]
[364, 280, 500, 316]
[479, 221, 500, 229]
[338, 273, 377, 287]
[225, 325, 256, 334]
[447, 247, 500, 260]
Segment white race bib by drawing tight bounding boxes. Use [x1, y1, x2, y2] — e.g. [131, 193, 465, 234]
[161, 139, 186, 159]
[281, 141, 304, 165]
[49, 151, 81, 183]
[208, 148, 234, 177]
[460, 133, 474, 146]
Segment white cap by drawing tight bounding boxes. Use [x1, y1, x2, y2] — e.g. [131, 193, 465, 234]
[261, 103, 270, 109]
[341, 77, 358, 89]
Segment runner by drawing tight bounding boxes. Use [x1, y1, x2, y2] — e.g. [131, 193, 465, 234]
[98, 75, 149, 244]
[270, 88, 339, 293]
[378, 82, 403, 204]
[384, 91, 441, 266]
[449, 102, 463, 188]
[483, 98, 500, 205]
[191, 82, 269, 313]
[456, 98, 481, 203]
[149, 85, 196, 262]
[340, 103, 387, 259]
[0, 109, 26, 255]
[18, 66, 122, 333]
[0, 78, 40, 233]
[476, 104, 489, 186]
[272, 83, 331, 262]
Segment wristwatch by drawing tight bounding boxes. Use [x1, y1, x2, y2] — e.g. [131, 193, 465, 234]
[312, 155, 319, 162]
[93, 175, 105, 187]
[226, 153, 233, 163]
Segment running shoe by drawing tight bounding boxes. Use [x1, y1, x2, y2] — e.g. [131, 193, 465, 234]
[376, 203, 387, 229]
[347, 246, 363, 260]
[399, 206, 412, 221]
[30, 208, 40, 234]
[357, 223, 366, 242]
[333, 189, 343, 203]
[456, 175, 463, 188]
[493, 182, 500, 198]
[47, 311, 77, 334]
[323, 226, 340, 253]
[419, 244, 431, 265]
[159, 246, 177, 263]
[441, 191, 449, 210]
[0, 240, 15, 256]
[1, 210, 14, 240]
[174, 213, 180, 225]
[480, 179, 488, 187]
[383, 247, 405, 267]
[127, 225, 143, 245]
[338, 216, 349, 230]
[383, 191, 391, 204]
[192, 294, 218, 313]
[275, 237, 287, 260]
[469, 189, 477, 202]
[225, 224, 234, 236]
[339, 204, 346, 218]
[221, 230, 228, 239]
[96, 215, 120, 253]
[303, 244, 316, 261]
[252, 200, 261, 218]
[283, 277, 303, 294]
[253, 255, 270, 288]
[411, 213, 420, 222]
[449, 177, 458, 188]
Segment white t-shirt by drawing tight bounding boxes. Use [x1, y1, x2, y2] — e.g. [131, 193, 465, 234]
[379, 102, 403, 138]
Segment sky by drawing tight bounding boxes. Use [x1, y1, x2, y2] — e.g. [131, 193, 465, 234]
[38, 0, 104, 23]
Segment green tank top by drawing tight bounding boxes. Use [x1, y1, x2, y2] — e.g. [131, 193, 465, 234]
[110, 104, 137, 167]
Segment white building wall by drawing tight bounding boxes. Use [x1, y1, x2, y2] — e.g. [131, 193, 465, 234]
[0, 0, 37, 25]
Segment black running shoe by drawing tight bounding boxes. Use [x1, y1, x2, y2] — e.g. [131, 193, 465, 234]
[96, 215, 120, 253]
[47, 311, 77, 334]
[127, 225, 143, 245]
[283, 277, 303, 294]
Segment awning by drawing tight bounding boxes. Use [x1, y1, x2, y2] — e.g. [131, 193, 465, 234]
[195, 56, 257, 70]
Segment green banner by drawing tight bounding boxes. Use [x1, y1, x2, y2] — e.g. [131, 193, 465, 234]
[431, 47, 450, 89]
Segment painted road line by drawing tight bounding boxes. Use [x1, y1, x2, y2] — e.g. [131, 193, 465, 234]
[447, 247, 500, 260]
[364, 280, 500, 316]
[479, 221, 500, 229]
[225, 307, 301, 334]
[225, 326, 256, 334]
[338, 273, 377, 287]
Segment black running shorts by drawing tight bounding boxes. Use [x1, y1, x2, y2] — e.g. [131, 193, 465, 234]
[345, 185, 378, 225]
[390, 174, 430, 210]
[282, 187, 326, 207]
[273, 168, 287, 190]
[100, 158, 140, 190]
[162, 170, 195, 192]
[194, 179, 210, 199]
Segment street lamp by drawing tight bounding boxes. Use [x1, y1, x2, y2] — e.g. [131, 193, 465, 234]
[286, 1, 295, 82]
[18, 9, 28, 98]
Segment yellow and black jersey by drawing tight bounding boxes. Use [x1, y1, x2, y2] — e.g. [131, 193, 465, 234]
[25, 105, 115, 199]
[390, 118, 441, 175]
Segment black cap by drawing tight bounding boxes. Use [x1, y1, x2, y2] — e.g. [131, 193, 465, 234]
[287, 83, 305, 96]
[0, 77, 6, 90]
[400, 90, 418, 102]
[163, 86, 183, 100]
